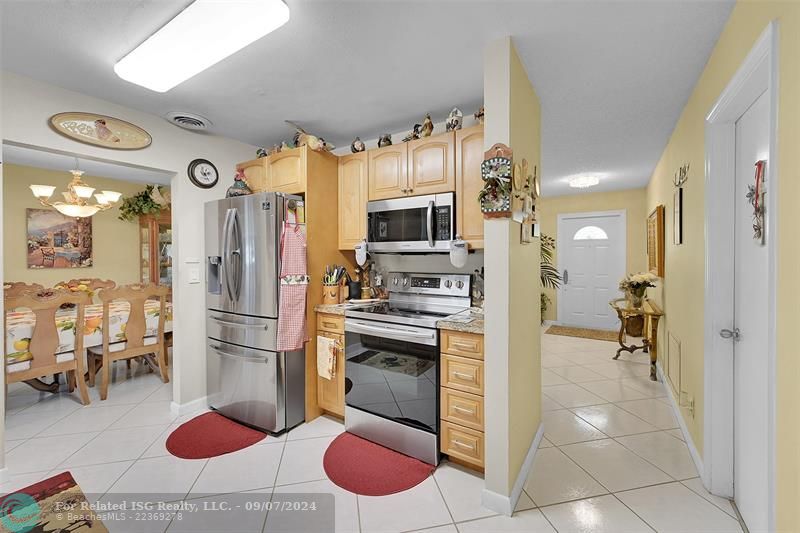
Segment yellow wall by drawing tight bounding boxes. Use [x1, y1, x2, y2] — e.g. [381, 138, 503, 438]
[3, 164, 152, 286]
[644, 2, 800, 529]
[483, 36, 542, 503]
[538, 189, 648, 321]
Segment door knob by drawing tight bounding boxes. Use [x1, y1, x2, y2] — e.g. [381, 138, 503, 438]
[720, 328, 740, 341]
[563, 269, 569, 285]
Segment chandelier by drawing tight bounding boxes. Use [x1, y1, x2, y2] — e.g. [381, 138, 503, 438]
[30, 164, 122, 218]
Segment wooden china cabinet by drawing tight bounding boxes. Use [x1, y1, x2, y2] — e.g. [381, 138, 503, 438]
[139, 211, 173, 287]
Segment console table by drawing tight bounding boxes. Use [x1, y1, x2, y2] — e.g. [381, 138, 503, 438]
[609, 298, 664, 380]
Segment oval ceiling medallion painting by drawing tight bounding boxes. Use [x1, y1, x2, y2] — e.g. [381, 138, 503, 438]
[49, 112, 152, 150]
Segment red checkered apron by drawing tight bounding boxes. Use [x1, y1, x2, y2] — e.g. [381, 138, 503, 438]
[277, 222, 308, 351]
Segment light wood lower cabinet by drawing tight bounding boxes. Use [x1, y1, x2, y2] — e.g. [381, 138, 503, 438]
[440, 329, 485, 471]
[316, 313, 345, 417]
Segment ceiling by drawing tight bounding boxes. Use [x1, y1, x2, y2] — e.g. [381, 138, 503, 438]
[3, 143, 175, 185]
[1, 0, 734, 196]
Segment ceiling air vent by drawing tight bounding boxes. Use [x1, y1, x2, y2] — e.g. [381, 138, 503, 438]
[164, 111, 212, 132]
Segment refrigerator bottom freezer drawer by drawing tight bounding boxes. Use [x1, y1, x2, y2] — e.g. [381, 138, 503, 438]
[206, 340, 285, 433]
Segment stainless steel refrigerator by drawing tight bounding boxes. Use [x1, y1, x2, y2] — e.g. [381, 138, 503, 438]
[205, 192, 305, 434]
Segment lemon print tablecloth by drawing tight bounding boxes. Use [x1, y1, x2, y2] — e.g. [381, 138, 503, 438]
[5, 301, 173, 373]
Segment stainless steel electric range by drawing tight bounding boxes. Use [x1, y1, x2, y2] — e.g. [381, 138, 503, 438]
[344, 272, 471, 465]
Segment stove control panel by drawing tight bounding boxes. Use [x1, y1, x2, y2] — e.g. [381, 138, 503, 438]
[388, 272, 470, 298]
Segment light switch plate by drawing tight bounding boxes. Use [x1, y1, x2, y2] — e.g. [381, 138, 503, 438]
[188, 267, 201, 284]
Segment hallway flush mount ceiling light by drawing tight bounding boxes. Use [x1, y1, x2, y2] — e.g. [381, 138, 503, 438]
[569, 175, 600, 189]
[30, 163, 122, 218]
[114, 0, 290, 92]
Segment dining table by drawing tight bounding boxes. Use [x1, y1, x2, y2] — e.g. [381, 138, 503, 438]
[5, 300, 173, 392]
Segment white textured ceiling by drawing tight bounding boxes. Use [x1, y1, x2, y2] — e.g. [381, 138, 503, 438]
[1, 0, 733, 196]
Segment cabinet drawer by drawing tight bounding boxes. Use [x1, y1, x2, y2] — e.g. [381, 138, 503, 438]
[441, 388, 484, 431]
[441, 421, 484, 467]
[441, 353, 484, 395]
[442, 330, 483, 359]
[317, 313, 344, 334]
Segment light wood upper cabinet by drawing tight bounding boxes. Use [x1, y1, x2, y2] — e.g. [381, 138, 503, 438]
[456, 125, 485, 249]
[268, 147, 307, 194]
[368, 143, 408, 200]
[408, 132, 455, 196]
[338, 152, 368, 250]
[236, 158, 268, 193]
[236, 146, 308, 194]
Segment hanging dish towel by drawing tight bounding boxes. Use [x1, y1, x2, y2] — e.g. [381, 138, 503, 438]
[277, 222, 308, 352]
[316, 335, 337, 380]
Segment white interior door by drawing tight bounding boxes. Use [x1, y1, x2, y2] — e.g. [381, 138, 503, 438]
[557, 211, 625, 330]
[733, 89, 770, 532]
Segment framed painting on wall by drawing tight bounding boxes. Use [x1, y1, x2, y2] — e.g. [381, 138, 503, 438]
[647, 205, 665, 277]
[26, 209, 93, 269]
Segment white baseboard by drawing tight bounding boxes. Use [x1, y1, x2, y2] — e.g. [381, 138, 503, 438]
[542, 320, 556, 329]
[0, 467, 8, 483]
[481, 423, 544, 516]
[170, 396, 208, 417]
[656, 362, 704, 479]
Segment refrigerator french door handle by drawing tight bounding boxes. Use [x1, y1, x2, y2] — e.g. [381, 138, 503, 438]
[426, 200, 435, 248]
[222, 208, 235, 302]
[230, 209, 243, 301]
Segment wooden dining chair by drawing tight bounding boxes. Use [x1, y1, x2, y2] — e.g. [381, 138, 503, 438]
[87, 283, 169, 400]
[4, 290, 91, 405]
[4, 282, 45, 299]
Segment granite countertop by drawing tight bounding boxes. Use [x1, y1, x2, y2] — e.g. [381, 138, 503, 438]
[437, 308, 484, 335]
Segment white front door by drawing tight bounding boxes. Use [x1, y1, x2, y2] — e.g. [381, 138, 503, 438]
[557, 211, 626, 330]
[733, 89, 770, 532]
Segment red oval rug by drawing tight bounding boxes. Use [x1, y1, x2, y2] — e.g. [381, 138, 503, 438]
[166, 412, 266, 459]
[323, 432, 435, 496]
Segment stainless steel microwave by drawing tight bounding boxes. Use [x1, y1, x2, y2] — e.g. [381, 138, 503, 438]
[367, 193, 454, 252]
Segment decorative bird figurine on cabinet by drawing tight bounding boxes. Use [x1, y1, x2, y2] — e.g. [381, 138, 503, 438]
[378, 134, 392, 148]
[446, 107, 463, 131]
[350, 137, 365, 153]
[402, 124, 422, 142]
[474, 106, 485, 125]
[420, 114, 434, 137]
[284, 120, 335, 152]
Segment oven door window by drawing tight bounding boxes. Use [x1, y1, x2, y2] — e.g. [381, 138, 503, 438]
[345, 331, 438, 434]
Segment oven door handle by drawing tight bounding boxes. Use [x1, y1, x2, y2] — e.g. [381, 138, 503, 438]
[345, 320, 437, 346]
[426, 200, 435, 248]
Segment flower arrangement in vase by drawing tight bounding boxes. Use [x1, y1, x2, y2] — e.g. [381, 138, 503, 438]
[619, 272, 658, 308]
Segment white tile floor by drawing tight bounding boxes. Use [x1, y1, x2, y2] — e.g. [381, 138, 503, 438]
[1, 335, 745, 532]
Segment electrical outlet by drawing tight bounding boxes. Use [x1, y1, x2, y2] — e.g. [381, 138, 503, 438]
[679, 392, 695, 417]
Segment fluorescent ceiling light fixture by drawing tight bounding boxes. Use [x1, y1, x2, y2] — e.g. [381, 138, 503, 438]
[569, 175, 600, 189]
[114, 0, 290, 92]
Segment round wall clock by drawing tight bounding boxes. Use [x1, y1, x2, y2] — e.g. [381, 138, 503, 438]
[187, 159, 218, 189]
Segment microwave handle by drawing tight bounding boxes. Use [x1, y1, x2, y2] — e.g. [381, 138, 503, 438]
[426, 200, 435, 248]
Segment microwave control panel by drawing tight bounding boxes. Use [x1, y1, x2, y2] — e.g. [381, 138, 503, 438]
[435, 206, 451, 240]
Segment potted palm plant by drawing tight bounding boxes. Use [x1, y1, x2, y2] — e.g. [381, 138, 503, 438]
[540, 234, 561, 320]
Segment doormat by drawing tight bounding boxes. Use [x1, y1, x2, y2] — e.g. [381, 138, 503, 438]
[0, 471, 108, 532]
[166, 412, 266, 459]
[546, 325, 618, 342]
[323, 432, 434, 496]
[349, 350, 434, 377]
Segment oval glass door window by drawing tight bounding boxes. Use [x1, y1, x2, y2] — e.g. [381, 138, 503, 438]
[573, 225, 609, 240]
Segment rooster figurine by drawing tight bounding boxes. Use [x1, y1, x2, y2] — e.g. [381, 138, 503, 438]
[284, 120, 335, 152]
[420, 114, 434, 137]
[377, 134, 392, 148]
